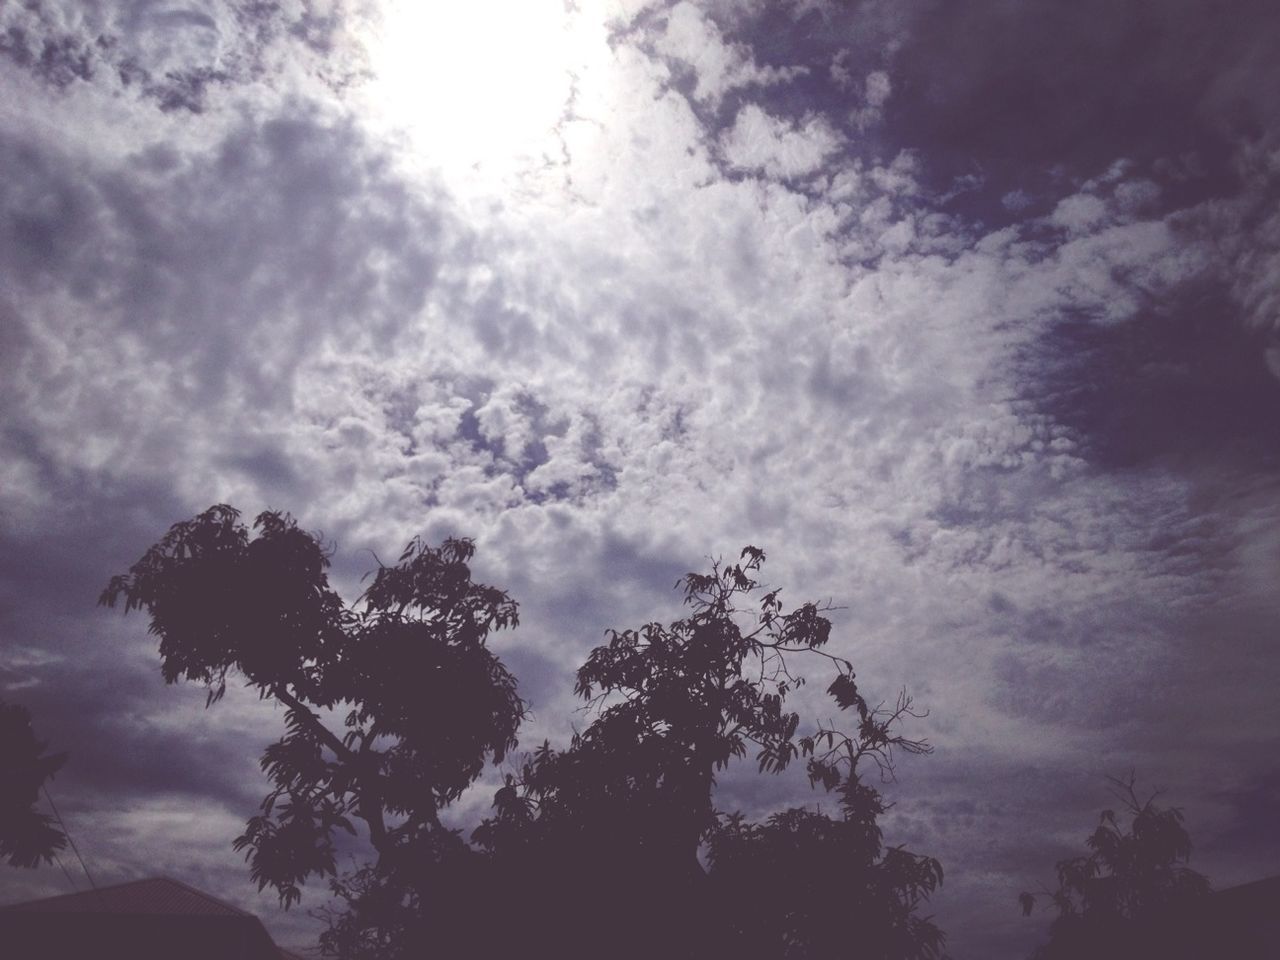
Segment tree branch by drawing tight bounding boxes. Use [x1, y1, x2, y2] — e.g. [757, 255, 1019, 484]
[271, 683, 392, 856]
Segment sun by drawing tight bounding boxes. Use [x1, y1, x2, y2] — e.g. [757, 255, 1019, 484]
[361, 0, 615, 190]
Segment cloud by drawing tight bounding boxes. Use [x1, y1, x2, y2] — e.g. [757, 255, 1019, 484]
[848, 68, 891, 130]
[0, 0, 370, 111]
[3, 3, 1280, 957]
[720, 102, 840, 178]
[650, 0, 807, 108]
[1190, 141, 1280, 335]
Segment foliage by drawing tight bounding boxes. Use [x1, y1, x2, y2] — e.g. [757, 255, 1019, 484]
[101, 504, 524, 908]
[1020, 773, 1211, 960]
[316, 830, 488, 960]
[467, 546, 946, 960]
[107, 511, 944, 958]
[0, 700, 68, 868]
[708, 806, 946, 960]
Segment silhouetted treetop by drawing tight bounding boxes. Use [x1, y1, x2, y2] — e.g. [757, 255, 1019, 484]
[101, 505, 524, 907]
[708, 804, 946, 960]
[105, 515, 945, 959]
[1021, 773, 1211, 960]
[466, 546, 945, 960]
[0, 700, 68, 869]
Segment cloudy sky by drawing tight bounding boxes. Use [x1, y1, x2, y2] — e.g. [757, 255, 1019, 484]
[2, 0, 1279, 955]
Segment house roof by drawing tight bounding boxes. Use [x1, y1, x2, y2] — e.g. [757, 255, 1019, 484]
[1, 876, 303, 959]
[0, 876, 254, 916]
[1214, 874, 1280, 909]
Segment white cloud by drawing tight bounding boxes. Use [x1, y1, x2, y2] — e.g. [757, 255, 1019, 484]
[721, 102, 840, 178]
[852, 68, 892, 128]
[865, 69, 892, 108]
[1048, 192, 1110, 235]
[652, 1, 806, 107]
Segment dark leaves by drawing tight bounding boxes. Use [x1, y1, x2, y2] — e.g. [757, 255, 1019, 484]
[0, 701, 68, 868]
[466, 547, 941, 960]
[779, 602, 832, 649]
[106, 526, 943, 958]
[104, 505, 526, 907]
[1022, 774, 1212, 959]
[826, 671, 863, 712]
[1020, 892, 1037, 917]
[705, 805, 945, 960]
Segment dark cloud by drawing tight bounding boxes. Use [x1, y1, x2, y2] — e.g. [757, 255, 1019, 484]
[220, 445, 307, 501]
[887, 0, 1280, 187]
[0, 24, 100, 89]
[685, 0, 1280, 230]
[1212, 768, 1280, 868]
[4, 660, 263, 809]
[1025, 288, 1280, 471]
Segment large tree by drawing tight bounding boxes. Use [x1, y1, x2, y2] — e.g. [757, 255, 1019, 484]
[101, 504, 524, 913]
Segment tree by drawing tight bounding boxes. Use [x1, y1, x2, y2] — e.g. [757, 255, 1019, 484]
[101, 504, 525, 919]
[107, 512, 945, 959]
[469, 546, 946, 960]
[703, 688, 947, 960]
[1020, 773, 1211, 960]
[0, 700, 68, 868]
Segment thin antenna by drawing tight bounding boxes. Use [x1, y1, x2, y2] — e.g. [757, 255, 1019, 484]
[42, 785, 99, 893]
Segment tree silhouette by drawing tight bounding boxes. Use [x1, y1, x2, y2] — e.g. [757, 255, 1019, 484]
[465, 547, 946, 959]
[704, 692, 947, 960]
[101, 505, 524, 909]
[0, 700, 68, 868]
[106, 512, 944, 958]
[1020, 773, 1211, 960]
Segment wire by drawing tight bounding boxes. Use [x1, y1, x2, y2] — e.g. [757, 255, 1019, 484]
[42, 785, 100, 894]
[50, 851, 79, 893]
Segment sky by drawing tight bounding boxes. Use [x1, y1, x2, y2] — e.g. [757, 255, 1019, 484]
[1, 0, 1279, 956]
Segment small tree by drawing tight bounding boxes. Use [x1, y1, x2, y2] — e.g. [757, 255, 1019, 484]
[0, 701, 68, 868]
[1020, 773, 1211, 960]
[704, 689, 947, 960]
[101, 505, 525, 916]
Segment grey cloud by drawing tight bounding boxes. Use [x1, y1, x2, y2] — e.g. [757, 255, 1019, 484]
[0, 0, 369, 111]
[2, 107, 445, 410]
[0, 24, 99, 89]
[649, 0, 916, 144]
[220, 444, 307, 503]
[680, 0, 1280, 237]
[4, 659, 263, 809]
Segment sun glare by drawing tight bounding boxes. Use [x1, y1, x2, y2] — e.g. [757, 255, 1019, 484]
[363, 0, 610, 190]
